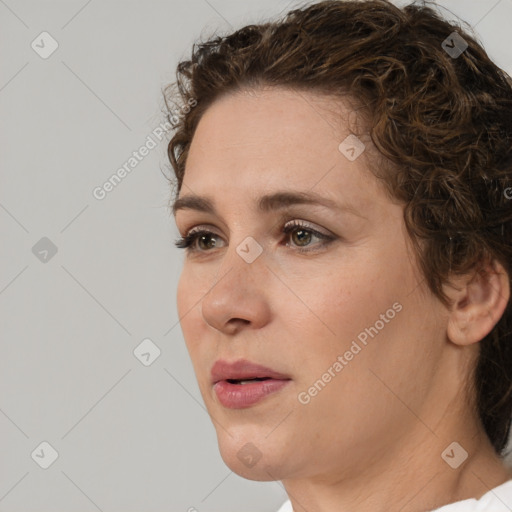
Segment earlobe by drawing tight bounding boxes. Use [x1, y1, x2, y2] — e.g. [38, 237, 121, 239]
[446, 259, 510, 346]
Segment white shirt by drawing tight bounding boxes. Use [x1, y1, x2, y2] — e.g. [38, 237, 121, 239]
[275, 478, 512, 511]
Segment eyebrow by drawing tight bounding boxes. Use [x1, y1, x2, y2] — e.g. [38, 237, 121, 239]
[172, 190, 364, 218]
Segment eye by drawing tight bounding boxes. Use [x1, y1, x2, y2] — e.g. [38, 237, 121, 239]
[174, 220, 334, 254]
[281, 220, 333, 253]
[174, 228, 225, 252]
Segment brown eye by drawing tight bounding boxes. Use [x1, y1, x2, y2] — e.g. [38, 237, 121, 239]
[282, 221, 334, 253]
[197, 233, 219, 250]
[174, 221, 334, 254]
[291, 228, 313, 247]
[174, 229, 225, 251]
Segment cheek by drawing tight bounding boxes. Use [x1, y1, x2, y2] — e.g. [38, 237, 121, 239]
[280, 252, 406, 349]
[295, 250, 439, 411]
[176, 271, 190, 331]
[176, 263, 209, 321]
[279, 243, 419, 383]
[176, 268, 203, 349]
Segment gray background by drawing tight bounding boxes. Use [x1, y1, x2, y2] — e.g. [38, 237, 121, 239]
[1, 0, 512, 511]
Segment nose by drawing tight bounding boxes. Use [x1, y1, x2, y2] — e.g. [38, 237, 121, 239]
[201, 244, 272, 335]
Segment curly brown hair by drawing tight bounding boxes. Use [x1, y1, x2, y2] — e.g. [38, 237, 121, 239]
[163, 0, 512, 456]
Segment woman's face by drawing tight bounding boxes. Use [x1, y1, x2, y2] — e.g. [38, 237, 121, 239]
[174, 87, 450, 481]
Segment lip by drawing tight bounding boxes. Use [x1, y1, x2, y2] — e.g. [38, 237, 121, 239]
[211, 359, 291, 409]
[211, 359, 291, 384]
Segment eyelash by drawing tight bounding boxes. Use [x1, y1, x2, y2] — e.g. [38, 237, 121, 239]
[174, 220, 334, 255]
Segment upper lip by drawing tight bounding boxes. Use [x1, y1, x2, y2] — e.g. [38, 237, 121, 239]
[211, 359, 291, 384]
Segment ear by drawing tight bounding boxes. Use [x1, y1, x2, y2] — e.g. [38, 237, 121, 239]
[445, 259, 510, 346]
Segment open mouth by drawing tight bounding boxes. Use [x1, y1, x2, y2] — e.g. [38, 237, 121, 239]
[210, 359, 291, 407]
[225, 377, 271, 385]
[213, 376, 291, 408]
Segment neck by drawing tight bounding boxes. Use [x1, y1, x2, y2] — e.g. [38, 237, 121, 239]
[282, 346, 512, 512]
[282, 429, 511, 512]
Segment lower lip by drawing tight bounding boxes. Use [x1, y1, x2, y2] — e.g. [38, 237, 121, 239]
[213, 379, 291, 409]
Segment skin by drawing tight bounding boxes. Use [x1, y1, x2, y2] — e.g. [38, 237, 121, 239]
[174, 86, 512, 512]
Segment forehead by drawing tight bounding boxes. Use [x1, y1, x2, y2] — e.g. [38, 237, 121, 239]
[191, 86, 363, 150]
[179, 86, 394, 217]
[186, 87, 375, 179]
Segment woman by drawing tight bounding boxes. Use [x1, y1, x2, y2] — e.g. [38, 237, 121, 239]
[165, 0, 512, 510]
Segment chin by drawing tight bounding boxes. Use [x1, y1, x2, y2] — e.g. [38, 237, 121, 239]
[215, 428, 288, 481]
